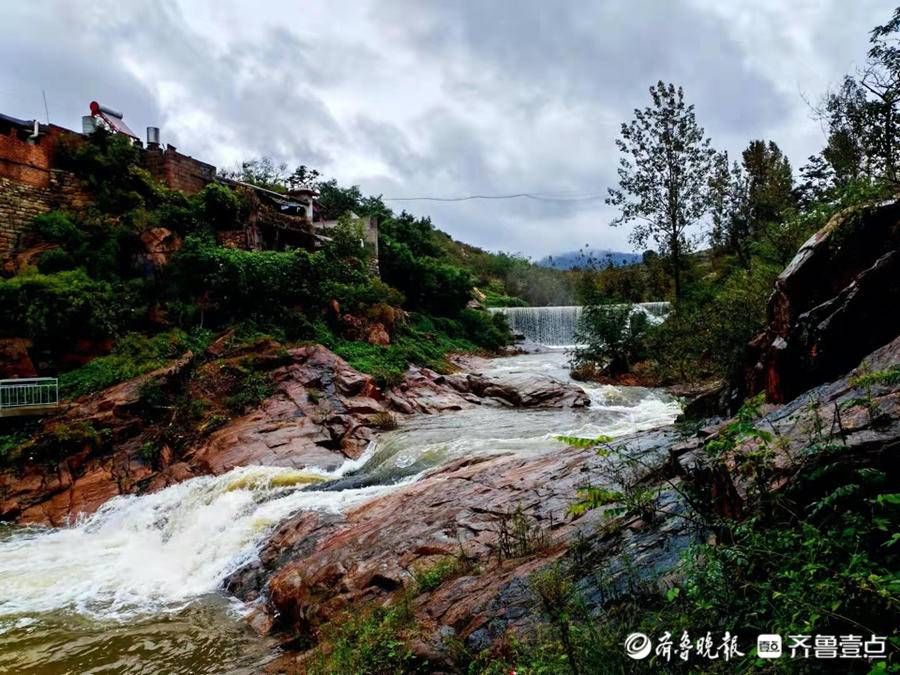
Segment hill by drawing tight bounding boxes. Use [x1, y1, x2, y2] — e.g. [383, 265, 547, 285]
[538, 248, 641, 269]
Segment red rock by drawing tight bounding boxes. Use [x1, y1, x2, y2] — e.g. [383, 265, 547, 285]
[366, 322, 391, 346]
[0, 337, 36, 377]
[138, 227, 182, 268]
[744, 200, 900, 402]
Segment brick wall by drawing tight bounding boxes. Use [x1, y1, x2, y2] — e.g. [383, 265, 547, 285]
[144, 144, 215, 195]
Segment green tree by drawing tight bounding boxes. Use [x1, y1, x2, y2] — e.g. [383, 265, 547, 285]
[607, 81, 717, 300]
[811, 7, 900, 189]
[710, 141, 794, 267]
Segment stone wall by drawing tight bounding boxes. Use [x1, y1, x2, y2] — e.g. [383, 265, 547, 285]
[0, 121, 91, 259]
[0, 170, 90, 257]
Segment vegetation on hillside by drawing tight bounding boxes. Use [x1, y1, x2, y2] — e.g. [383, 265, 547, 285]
[0, 130, 515, 394]
[574, 8, 900, 386]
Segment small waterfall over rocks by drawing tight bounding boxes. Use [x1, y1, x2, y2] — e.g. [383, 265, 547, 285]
[491, 302, 670, 346]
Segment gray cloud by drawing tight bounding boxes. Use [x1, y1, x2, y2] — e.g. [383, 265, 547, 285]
[0, 0, 888, 256]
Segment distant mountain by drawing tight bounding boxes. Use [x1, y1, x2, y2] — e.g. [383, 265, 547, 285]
[538, 249, 642, 270]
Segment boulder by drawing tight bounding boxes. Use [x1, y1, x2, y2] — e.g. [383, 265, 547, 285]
[0, 338, 36, 378]
[744, 200, 900, 402]
[366, 322, 391, 346]
[138, 227, 182, 269]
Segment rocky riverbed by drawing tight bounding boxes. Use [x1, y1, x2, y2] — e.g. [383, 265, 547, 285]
[0, 346, 681, 672]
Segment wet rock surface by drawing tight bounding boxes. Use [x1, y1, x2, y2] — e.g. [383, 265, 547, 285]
[0, 343, 591, 525]
[227, 428, 685, 641]
[745, 199, 900, 402]
[240, 337, 899, 671]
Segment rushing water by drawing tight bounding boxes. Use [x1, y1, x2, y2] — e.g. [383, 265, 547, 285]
[490, 303, 670, 346]
[0, 351, 679, 673]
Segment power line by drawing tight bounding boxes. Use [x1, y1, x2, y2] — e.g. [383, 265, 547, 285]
[384, 192, 606, 203]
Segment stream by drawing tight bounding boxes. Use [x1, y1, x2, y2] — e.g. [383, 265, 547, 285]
[0, 350, 680, 673]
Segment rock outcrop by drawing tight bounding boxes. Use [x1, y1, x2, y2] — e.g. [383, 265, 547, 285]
[226, 428, 683, 650]
[0, 337, 36, 378]
[745, 199, 900, 402]
[0, 342, 589, 525]
[236, 336, 899, 671]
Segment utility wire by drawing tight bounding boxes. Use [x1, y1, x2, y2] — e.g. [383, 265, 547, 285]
[384, 192, 605, 202]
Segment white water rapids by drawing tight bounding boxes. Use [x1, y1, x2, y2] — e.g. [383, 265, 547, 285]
[0, 462, 393, 620]
[0, 351, 680, 671]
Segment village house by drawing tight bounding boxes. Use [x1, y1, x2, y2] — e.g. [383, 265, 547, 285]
[0, 102, 378, 269]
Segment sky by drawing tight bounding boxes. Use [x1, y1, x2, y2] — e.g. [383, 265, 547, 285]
[0, 1, 893, 258]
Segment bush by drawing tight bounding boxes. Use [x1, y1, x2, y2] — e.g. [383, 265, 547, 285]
[226, 371, 275, 413]
[648, 262, 777, 383]
[0, 269, 132, 347]
[195, 183, 246, 231]
[571, 301, 650, 376]
[317, 312, 508, 388]
[167, 237, 323, 322]
[59, 329, 211, 397]
[379, 237, 473, 316]
[308, 600, 417, 675]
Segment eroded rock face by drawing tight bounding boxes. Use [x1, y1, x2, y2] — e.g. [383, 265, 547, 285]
[235, 336, 899, 670]
[0, 343, 591, 525]
[227, 429, 680, 644]
[137, 227, 182, 269]
[0, 337, 36, 378]
[745, 200, 900, 402]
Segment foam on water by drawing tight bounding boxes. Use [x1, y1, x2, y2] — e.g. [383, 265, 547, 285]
[0, 460, 394, 620]
[0, 352, 680, 627]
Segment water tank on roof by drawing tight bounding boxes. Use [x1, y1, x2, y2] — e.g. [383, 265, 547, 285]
[82, 116, 98, 134]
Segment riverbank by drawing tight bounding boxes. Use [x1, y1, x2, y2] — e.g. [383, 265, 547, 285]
[0, 346, 681, 671]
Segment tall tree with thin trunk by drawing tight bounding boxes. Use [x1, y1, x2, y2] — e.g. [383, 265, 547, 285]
[607, 82, 716, 300]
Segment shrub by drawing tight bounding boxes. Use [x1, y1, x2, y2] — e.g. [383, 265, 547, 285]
[379, 237, 473, 316]
[32, 211, 84, 250]
[0, 270, 131, 347]
[226, 371, 275, 413]
[308, 600, 417, 675]
[571, 301, 650, 376]
[60, 329, 211, 398]
[456, 309, 511, 351]
[648, 262, 777, 383]
[195, 183, 246, 231]
[413, 556, 465, 593]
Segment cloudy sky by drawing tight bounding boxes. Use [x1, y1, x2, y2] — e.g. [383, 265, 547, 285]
[1, 1, 893, 257]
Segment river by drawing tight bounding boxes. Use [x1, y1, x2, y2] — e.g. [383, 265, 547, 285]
[0, 350, 680, 673]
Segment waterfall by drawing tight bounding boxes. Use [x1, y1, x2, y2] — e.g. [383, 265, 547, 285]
[490, 302, 670, 346]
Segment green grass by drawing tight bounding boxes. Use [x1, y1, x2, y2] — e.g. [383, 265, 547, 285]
[59, 329, 212, 398]
[413, 556, 466, 593]
[307, 598, 419, 675]
[315, 313, 487, 387]
[0, 432, 27, 460]
[481, 289, 528, 307]
[851, 365, 900, 389]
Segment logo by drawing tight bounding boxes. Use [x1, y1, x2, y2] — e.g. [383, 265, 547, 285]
[625, 632, 652, 660]
[757, 634, 782, 659]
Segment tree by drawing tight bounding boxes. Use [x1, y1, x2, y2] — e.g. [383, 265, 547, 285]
[813, 8, 900, 186]
[710, 141, 794, 267]
[607, 82, 717, 300]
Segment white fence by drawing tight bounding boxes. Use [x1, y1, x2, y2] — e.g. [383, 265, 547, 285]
[0, 378, 59, 416]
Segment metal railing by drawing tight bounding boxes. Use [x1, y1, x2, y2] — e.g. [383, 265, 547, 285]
[0, 377, 59, 415]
